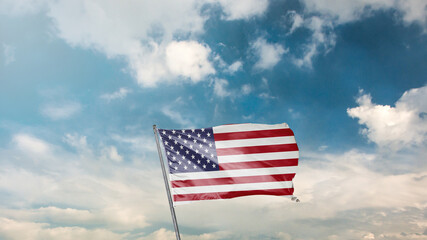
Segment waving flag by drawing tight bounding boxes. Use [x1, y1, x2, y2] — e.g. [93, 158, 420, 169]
[158, 123, 298, 205]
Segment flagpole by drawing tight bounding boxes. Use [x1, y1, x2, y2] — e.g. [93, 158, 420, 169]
[153, 125, 182, 240]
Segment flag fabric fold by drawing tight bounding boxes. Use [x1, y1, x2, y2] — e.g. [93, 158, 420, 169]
[158, 123, 299, 205]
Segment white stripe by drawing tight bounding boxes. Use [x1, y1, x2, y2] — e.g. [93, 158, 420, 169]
[213, 123, 289, 133]
[215, 136, 296, 148]
[173, 195, 294, 205]
[218, 151, 299, 163]
[170, 166, 297, 181]
[172, 181, 293, 195]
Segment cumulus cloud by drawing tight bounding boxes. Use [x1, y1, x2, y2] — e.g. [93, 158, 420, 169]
[2, 128, 427, 239]
[214, 0, 269, 20]
[289, 15, 336, 68]
[288, 0, 427, 68]
[347, 86, 427, 150]
[102, 146, 123, 163]
[226, 60, 243, 74]
[251, 37, 287, 70]
[100, 88, 131, 102]
[41, 101, 81, 120]
[213, 78, 232, 98]
[0, 218, 125, 240]
[301, 0, 427, 26]
[12, 134, 50, 155]
[165, 41, 215, 83]
[0, 0, 272, 87]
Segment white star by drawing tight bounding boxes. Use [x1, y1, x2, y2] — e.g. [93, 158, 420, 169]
[182, 156, 185, 160]
[174, 140, 178, 145]
[197, 160, 201, 164]
[195, 149, 199, 154]
[204, 148, 208, 153]
[172, 130, 176, 134]
[164, 141, 168, 145]
[207, 132, 211, 137]
[181, 129, 185, 133]
[203, 138, 207, 142]
[193, 139, 197, 143]
[166, 151, 170, 155]
[207, 159, 210, 163]
[201, 128, 205, 132]
[210, 154, 214, 158]
[209, 143, 213, 147]
[201, 154, 205, 158]
[180, 145, 184, 149]
[172, 156, 176, 160]
[212, 164, 216, 168]
[197, 133, 201, 138]
[169, 161, 172, 165]
[202, 164, 206, 169]
[176, 151, 180, 155]
[184, 165, 188, 170]
[162, 130, 166, 135]
[178, 135, 182, 139]
[193, 165, 197, 169]
[168, 135, 172, 140]
[190, 145, 193, 149]
[185, 150, 189, 155]
[191, 155, 195, 159]
[191, 129, 195, 133]
[199, 144, 203, 148]
[187, 160, 191, 165]
[174, 166, 178, 170]
[184, 140, 188, 144]
[178, 161, 182, 165]
[187, 134, 191, 138]
[171, 146, 174, 150]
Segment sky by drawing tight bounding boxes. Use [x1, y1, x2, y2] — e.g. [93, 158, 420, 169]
[0, 0, 427, 239]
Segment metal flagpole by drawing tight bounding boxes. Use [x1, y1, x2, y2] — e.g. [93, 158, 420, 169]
[153, 125, 182, 240]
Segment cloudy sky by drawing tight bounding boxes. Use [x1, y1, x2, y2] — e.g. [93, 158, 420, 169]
[1, 0, 427, 239]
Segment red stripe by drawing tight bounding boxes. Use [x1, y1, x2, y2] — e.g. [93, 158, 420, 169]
[216, 143, 299, 156]
[214, 128, 294, 141]
[173, 188, 294, 202]
[219, 158, 298, 170]
[171, 173, 295, 188]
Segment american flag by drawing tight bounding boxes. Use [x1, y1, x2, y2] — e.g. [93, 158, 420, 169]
[158, 123, 299, 205]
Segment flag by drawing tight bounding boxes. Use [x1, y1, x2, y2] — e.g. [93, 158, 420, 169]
[158, 123, 298, 205]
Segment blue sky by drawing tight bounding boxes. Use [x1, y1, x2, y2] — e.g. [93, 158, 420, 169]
[1, 0, 427, 239]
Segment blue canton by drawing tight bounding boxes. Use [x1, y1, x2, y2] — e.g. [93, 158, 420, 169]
[159, 128, 219, 174]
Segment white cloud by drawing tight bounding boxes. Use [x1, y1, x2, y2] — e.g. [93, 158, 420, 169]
[301, 0, 427, 27]
[291, 16, 336, 68]
[13, 134, 50, 155]
[287, 10, 304, 34]
[0, 218, 125, 240]
[213, 78, 232, 98]
[142, 228, 231, 240]
[251, 37, 287, 70]
[102, 146, 123, 163]
[290, 0, 427, 68]
[3, 43, 16, 65]
[0, 0, 271, 87]
[214, 0, 269, 20]
[2, 128, 427, 239]
[161, 106, 194, 127]
[226, 60, 243, 74]
[100, 88, 131, 101]
[165, 41, 215, 83]
[241, 84, 252, 95]
[41, 101, 81, 120]
[347, 86, 427, 150]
